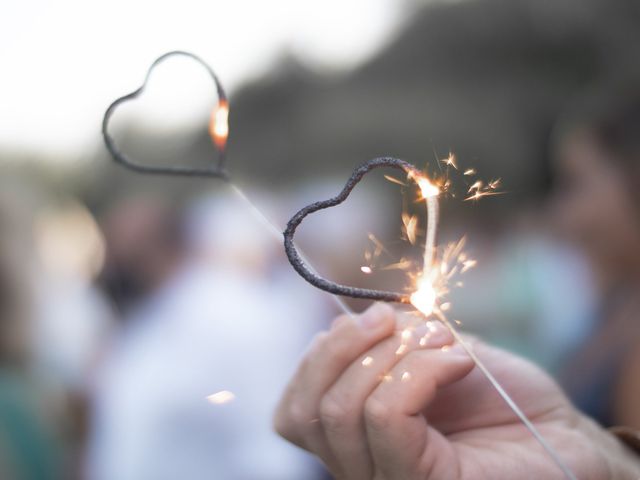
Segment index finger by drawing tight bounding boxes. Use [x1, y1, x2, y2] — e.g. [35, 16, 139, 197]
[274, 303, 396, 445]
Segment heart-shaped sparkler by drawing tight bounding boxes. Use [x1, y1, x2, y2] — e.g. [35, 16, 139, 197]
[102, 50, 229, 179]
[284, 156, 429, 304]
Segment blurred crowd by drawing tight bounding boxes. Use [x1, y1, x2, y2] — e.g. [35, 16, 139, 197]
[1, 83, 640, 479]
[1, 0, 640, 478]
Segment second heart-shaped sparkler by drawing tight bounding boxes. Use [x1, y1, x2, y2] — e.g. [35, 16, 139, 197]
[284, 156, 441, 308]
[102, 50, 230, 179]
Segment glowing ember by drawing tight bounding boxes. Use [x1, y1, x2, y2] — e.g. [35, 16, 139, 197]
[417, 176, 440, 199]
[442, 152, 458, 169]
[207, 390, 235, 405]
[384, 174, 406, 186]
[410, 277, 437, 316]
[209, 99, 229, 150]
[402, 213, 419, 245]
[461, 259, 477, 273]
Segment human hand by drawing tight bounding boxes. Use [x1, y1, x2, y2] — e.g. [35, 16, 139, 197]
[274, 304, 640, 479]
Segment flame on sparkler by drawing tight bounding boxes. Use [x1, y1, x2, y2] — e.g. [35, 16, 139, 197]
[416, 176, 440, 199]
[373, 156, 493, 318]
[410, 277, 437, 316]
[209, 99, 229, 150]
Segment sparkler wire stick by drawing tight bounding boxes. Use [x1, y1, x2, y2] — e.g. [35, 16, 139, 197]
[102, 51, 353, 317]
[284, 157, 421, 303]
[229, 184, 354, 316]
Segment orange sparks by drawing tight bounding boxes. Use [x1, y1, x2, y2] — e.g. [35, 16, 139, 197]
[381, 259, 413, 271]
[209, 99, 229, 150]
[362, 356, 374, 367]
[464, 190, 503, 201]
[410, 277, 437, 316]
[402, 213, 419, 245]
[417, 176, 440, 199]
[461, 259, 477, 273]
[468, 180, 483, 192]
[384, 174, 407, 187]
[442, 152, 458, 169]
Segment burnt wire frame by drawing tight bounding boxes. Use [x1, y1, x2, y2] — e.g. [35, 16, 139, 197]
[102, 50, 229, 180]
[284, 157, 426, 304]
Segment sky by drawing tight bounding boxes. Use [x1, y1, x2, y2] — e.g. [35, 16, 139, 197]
[0, 0, 412, 160]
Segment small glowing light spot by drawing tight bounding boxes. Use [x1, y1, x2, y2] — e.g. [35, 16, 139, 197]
[456, 281, 464, 288]
[402, 213, 418, 245]
[401, 371, 411, 382]
[417, 177, 440, 199]
[461, 259, 477, 273]
[468, 180, 483, 193]
[395, 344, 408, 356]
[382, 373, 393, 383]
[419, 336, 429, 347]
[426, 321, 438, 332]
[360, 266, 373, 274]
[440, 302, 451, 312]
[384, 174, 406, 186]
[401, 329, 413, 342]
[441, 345, 451, 352]
[454, 319, 463, 325]
[410, 278, 437, 316]
[362, 356, 374, 367]
[209, 100, 229, 150]
[464, 168, 476, 176]
[442, 152, 458, 169]
[207, 390, 235, 405]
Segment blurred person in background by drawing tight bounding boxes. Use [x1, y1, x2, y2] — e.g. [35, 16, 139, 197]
[87, 191, 328, 480]
[553, 87, 640, 429]
[0, 185, 67, 480]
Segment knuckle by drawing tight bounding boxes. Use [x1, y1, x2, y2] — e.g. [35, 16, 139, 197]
[308, 332, 330, 356]
[364, 395, 394, 430]
[319, 394, 351, 431]
[273, 401, 317, 446]
[273, 411, 291, 438]
[289, 400, 314, 426]
[330, 313, 351, 330]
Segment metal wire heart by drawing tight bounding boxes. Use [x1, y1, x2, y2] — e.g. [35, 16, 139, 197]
[284, 157, 425, 303]
[102, 50, 229, 180]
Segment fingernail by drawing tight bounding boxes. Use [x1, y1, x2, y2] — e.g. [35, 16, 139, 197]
[358, 303, 390, 329]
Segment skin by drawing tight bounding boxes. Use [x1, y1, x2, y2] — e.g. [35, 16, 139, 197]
[275, 304, 640, 479]
[554, 131, 640, 429]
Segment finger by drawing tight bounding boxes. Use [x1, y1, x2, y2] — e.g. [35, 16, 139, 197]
[364, 342, 475, 479]
[320, 320, 454, 480]
[274, 303, 396, 468]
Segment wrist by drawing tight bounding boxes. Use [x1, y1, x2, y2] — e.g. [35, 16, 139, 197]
[607, 426, 640, 480]
[579, 416, 640, 480]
